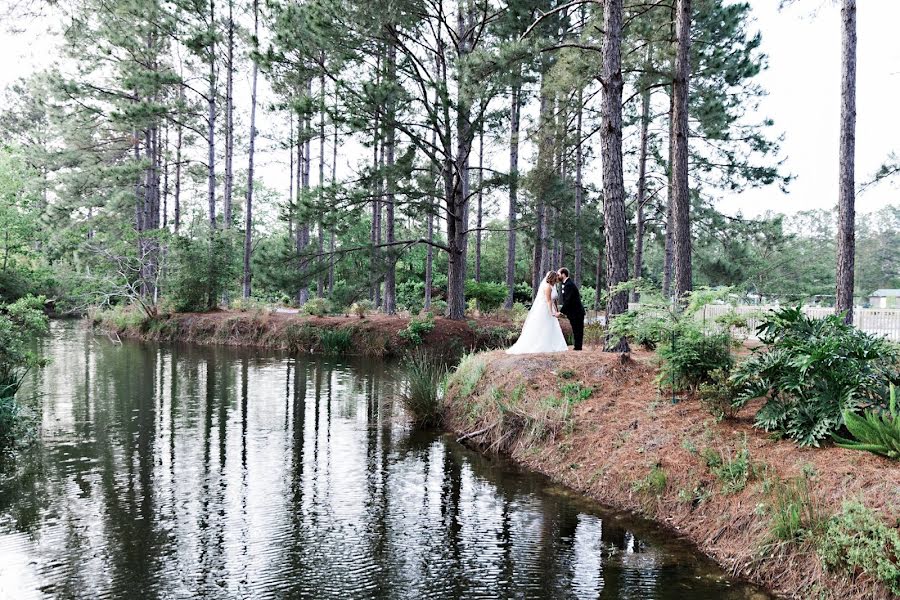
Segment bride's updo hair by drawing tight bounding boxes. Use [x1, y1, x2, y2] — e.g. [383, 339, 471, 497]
[545, 271, 559, 285]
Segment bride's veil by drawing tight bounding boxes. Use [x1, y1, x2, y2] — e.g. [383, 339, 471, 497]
[520, 274, 553, 327]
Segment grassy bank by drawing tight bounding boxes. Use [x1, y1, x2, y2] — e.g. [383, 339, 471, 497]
[91, 307, 542, 358]
[443, 350, 900, 600]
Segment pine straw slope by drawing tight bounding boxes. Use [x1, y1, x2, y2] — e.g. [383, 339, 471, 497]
[444, 349, 900, 600]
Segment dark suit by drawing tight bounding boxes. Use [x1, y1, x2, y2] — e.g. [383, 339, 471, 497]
[559, 278, 586, 350]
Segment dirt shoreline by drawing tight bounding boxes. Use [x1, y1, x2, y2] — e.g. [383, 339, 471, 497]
[93, 309, 566, 358]
[443, 349, 900, 600]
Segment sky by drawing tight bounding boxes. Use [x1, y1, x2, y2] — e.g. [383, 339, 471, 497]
[0, 0, 898, 220]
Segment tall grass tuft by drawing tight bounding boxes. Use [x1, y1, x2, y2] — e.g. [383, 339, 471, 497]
[401, 351, 448, 427]
[768, 475, 823, 544]
[319, 328, 352, 354]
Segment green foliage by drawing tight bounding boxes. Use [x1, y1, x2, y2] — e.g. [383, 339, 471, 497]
[98, 304, 147, 331]
[350, 299, 374, 319]
[399, 313, 435, 346]
[632, 465, 667, 497]
[833, 384, 900, 459]
[401, 351, 448, 427]
[657, 329, 734, 393]
[817, 501, 900, 596]
[318, 328, 352, 354]
[702, 443, 753, 494]
[465, 280, 507, 311]
[732, 306, 900, 447]
[698, 368, 740, 421]
[0, 295, 49, 458]
[396, 280, 425, 313]
[768, 475, 823, 544]
[167, 232, 239, 313]
[427, 299, 448, 316]
[301, 297, 332, 317]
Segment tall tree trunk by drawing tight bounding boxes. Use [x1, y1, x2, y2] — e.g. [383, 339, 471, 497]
[223, 0, 234, 229]
[299, 91, 312, 306]
[382, 39, 397, 314]
[600, 0, 629, 352]
[573, 88, 584, 287]
[672, 0, 693, 299]
[447, 2, 472, 321]
[662, 89, 675, 297]
[505, 81, 521, 309]
[475, 126, 484, 282]
[532, 73, 553, 295]
[373, 139, 384, 308]
[836, 0, 857, 323]
[207, 0, 217, 230]
[631, 87, 651, 304]
[174, 119, 182, 233]
[162, 120, 169, 228]
[329, 87, 338, 294]
[426, 128, 437, 310]
[317, 73, 326, 299]
[288, 114, 294, 240]
[242, 0, 259, 299]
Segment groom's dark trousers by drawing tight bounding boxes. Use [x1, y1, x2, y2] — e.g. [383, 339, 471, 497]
[559, 279, 586, 351]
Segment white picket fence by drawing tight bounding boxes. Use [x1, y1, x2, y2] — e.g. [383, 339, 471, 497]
[587, 304, 900, 342]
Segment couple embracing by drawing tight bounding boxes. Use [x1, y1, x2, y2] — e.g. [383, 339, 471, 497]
[506, 268, 585, 355]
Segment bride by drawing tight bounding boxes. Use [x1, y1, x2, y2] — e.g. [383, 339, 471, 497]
[506, 271, 568, 354]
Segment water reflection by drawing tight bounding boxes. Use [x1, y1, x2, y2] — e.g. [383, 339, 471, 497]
[0, 323, 768, 599]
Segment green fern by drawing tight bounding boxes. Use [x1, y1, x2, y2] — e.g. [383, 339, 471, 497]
[834, 385, 900, 460]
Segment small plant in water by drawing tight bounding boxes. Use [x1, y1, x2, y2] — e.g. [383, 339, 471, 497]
[401, 351, 447, 427]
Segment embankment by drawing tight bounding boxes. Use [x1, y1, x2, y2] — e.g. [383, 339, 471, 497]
[93, 309, 551, 358]
[444, 350, 900, 600]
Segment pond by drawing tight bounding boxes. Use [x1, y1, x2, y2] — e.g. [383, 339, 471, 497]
[0, 322, 770, 599]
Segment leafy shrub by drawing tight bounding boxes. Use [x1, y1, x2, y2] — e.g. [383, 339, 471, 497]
[168, 231, 239, 312]
[731, 306, 900, 447]
[396, 280, 425, 313]
[350, 299, 374, 318]
[319, 328, 352, 354]
[817, 501, 900, 595]
[698, 369, 741, 421]
[513, 282, 533, 305]
[657, 329, 734, 393]
[579, 286, 596, 312]
[401, 351, 447, 427]
[0, 295, 49, 458]
[465, 280, 506, 311]
[426, 299, 448, 316]
[301, 297, 331, 317]
[833, 384, 900, 459]
[399, 313, 435, 345]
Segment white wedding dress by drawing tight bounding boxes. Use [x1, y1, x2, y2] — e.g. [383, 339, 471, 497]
[506, 282, 568, 354]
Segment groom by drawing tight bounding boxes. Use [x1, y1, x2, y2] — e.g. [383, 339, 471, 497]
[557, 268, 585, 351]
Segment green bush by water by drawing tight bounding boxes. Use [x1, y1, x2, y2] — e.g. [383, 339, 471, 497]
[0, 295, 49, 460]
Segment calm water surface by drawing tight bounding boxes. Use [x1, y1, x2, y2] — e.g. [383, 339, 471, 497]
[0, 322, 770, 600]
